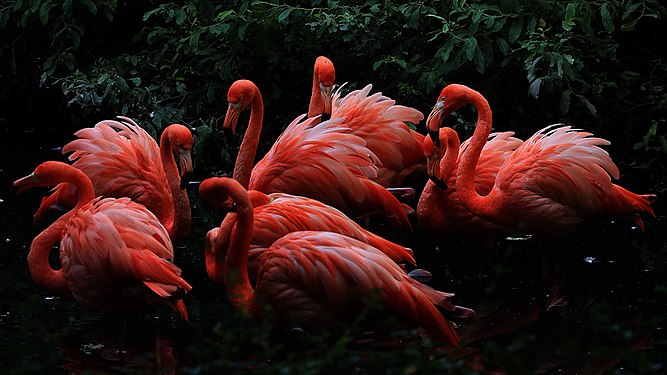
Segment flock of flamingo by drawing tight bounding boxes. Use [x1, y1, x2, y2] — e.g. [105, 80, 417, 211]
[13, 56, 656, 353]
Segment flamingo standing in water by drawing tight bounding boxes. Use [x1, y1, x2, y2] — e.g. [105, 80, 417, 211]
[199, 177, 470, 348]
[14, 161, 191, 319]
[35, 117, 193, 242]
[200, 182, 416, 283]
[425, 84, 655, 237]
[308, 56, 426, 188]
[416, 127, 522, 239]
[224, 79, 411, 228]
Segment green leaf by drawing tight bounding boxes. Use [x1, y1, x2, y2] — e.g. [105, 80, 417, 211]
[496, 38, 510, 55]
[660, 135, 667, 153]
[278, 8, 291, 24]
[238, 23, 248, 40]
[80, 0, 98, 15]
[560, 90, 571, 114]
[175, 9, 186, 25]
[464, 37, 477, 61]
[189, 29, 201, 53]
[508, 18, 522, 44]
[565, 3, 576, 24]
[528, 77, 542, 99]
[579, 96, 597, 116]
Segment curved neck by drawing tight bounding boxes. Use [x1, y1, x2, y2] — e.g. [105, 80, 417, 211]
[217, 180, 258, 316]
[455, 90, 500, 217]
[438, 128, 461, 179]
[234, 90, 263, 189]
[308, 71, 322, 121]
[159, 131, 189, 240]
[28, 166, 94, 297]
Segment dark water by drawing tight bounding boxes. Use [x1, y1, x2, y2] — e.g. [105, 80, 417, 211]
[1, 124, 665, 374]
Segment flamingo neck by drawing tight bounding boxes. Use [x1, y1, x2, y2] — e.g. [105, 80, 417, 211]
[220, 181, 259, 316]
[455, 89, 500, 218]
[439, 128, 461, 180]
[28, 166, 94, 298]
[233, 90, 263, 189]
[159, 131, 189, 240]
[308, 71, 322, 122]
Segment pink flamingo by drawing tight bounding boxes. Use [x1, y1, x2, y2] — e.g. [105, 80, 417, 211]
[417, 127, 522, 238]
[308, 56, 426, 188]
[35, 117, 193, 242]
[14, 161, 191, 319]
[200, 176, 471, 348]
[200, 178, 416, 283]
[224, 79, 411, 228]
[426, 84, 655, 237]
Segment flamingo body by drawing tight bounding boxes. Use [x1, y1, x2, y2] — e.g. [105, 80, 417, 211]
[426, 84, 655, 237]
[14, 161, 191, 319]
[35, 117, 193, 242]
[200, 188, 415, 283]
[310, 57, 426, 187]
[200, 177, 466, 348]
[224, 80, 411, 228]
[417, 129, 521, 237]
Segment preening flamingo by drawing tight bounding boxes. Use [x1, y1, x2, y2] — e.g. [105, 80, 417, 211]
[14, 161, 192, 319]
[199, 179, 416, 283]
[199, 177, 470, 348]
[416, 127, 521, 238]
[35, 117, 193, 242]
[308, 56, 426, 188]
[224, 79, 411, 228]
[426, 84, 656, 237]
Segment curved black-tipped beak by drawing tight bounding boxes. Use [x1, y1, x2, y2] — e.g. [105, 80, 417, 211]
[180, 171, 194, 190]
[429, 129, 440, 148]
[429, 175, 448, 190]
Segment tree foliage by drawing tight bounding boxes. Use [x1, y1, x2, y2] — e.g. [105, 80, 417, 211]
[1, 0, 666, 168]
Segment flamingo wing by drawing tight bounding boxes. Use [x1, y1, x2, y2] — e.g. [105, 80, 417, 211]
[332, 84, 426, 187]
[249, 116, 410, 228]
[63, 118, 172, 213]
[255, 231, 459, 347]
[60, 197, 190, 317]
[492, 125, 653, 230]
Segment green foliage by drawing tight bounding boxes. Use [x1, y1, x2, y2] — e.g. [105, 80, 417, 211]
[1, 0, 666, 159]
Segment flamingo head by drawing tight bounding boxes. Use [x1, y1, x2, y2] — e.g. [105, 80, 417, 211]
[199, 177, 233, 211]
[423, 134, 446, 188]
[165, 124, 194, 177]
[314, 56, 335, 119]
[13, 161, 85, 194]
[426, 84, 470, 147]
[223, 79, 257, 134]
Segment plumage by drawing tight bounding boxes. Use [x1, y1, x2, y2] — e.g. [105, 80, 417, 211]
[14, 161, 191, 319]
[425, 84, 656, 237]
[199, 184, 415, 283]
[309, 56, 426, 188]
[35, 116, 193, 242]
[199, 177, 467, 348]
[224, 79, 411, 228]
[417, 128, 522, 238]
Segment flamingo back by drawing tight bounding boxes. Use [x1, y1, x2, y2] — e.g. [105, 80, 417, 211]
[332, 84, 426, 187]
[255, 231, 459, 347]
[60, 197, 190, 317]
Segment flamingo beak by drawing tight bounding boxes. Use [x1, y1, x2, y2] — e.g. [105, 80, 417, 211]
[178, 148, 194, 176]
[320, 83, 333, 121]
[223, 102, 241, 134]
[12, 173, 39, 195]
[427, 101, 445, 148]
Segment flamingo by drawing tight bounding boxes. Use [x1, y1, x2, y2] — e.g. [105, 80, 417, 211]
[308, 56, 426, 188]
[416, 127, 522, 238]
[224, 79, 411, 229]
[199, 179, 416, 283]
[35, 117, 193, 242]
[13, 161, 192, 319]
[425, 84, 656, 237]
[199, 176, 471, 348]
